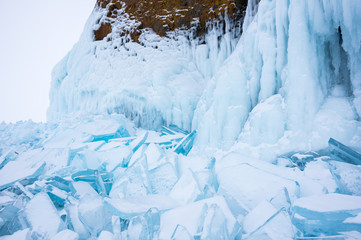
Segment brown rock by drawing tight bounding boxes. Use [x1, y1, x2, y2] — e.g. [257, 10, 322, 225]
[94, 0, 249, 41]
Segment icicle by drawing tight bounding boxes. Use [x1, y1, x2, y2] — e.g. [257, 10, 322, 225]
[242, 0, 260, 33]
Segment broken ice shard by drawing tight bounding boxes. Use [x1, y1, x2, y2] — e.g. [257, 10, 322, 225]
[169, 169, 202, 205]
[159, 196, 239, 239]
[328, 138, 361, 165]
[144, 208, 160, 239]
[148, 162, 178, 194]
[0, 205, 21, 236]
[174, 130, 196, 156]
[200, 204, 230, 240]
[126, 208, 160, 240]
[46, 176, 74, 194]
[14, 182, 34, 200]
[0, 160, 46, 191]
[25, 193, 62, 238]
[71, 170, 113, 195]
[95, 170, 107, 197]
[242, 200, 294, 240]
[292, 193, 361, 236]
[171, 225, 193, 240]
[129, 132, 148, 153]
[104, 195, 177, 219]
[79, 119, 131, 142]
[52, 229, 79, 240]
[45, 184, 68, 208]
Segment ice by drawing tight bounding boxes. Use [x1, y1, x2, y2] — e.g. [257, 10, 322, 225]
[0, 155, 45, 190]
[0, 196, 13, 207]
[77, 195, 112, 236]
[303, 160, 338, 194]
[71, 170, 113, 195]
[159, 196, 239, 239]
[144, 208, 160, 239]
[77, 118, 131, 141]
[293, 193, 361, 236]
[174, 130, 197, 156]
[170, 225, 193, 240]
[0, 205, 23, 236]
[344, 213, 361, 224]
[199, 204, 230, 239]
[1, 0, 361, 235]
[148, 162, 178, 194]
[104, 195, 177, 219]
[327, 161, 361, 195]
[46, 176, 74, 194]
[144, 143, 163, 170]
[193, 0, 361, 151]
[242, 200, 294, 240]
[127, 216, 148, 239]
[216, 159, 299, 210]
[99, 147, 131, 172]
[25, 193, 62, 238]
[97, 231, 114, 240]
[328, 138, 361, 165]
[125, 145, 146, 168]
[0, 228, 30, 240]
[66, 201, 89, 238]
[129, 132, 148, 154]
[14, 183, 34, 200]
[72, 181, 99, 199]
[51, 229, 79, 240]
[169, 169, 202, 205]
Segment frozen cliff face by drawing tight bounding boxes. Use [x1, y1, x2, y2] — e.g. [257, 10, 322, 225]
[193, 0, 361, 152]
[47, 0, 248, 131]
[48, 0, 361, 154]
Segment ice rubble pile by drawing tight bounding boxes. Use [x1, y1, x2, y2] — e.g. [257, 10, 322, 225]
[48, 0, 361, 151]
[1, 116, 361, 239]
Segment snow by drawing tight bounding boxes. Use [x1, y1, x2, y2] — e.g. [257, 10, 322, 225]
[25, 193, 62, 238]
[51, 229, 79, 240]
[293, 193, 361, 213]
[0, 229, 30, 240]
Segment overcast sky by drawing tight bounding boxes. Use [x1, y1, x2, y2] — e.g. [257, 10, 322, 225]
[0, 0, 96, 123]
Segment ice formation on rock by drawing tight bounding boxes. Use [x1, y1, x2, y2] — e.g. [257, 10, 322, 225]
[48, 0, 361, 155]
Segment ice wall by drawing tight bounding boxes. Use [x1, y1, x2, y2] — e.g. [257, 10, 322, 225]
[48, 0, 361, 154]
[193, 0, 361, 151]
[47, 3, 240, 131]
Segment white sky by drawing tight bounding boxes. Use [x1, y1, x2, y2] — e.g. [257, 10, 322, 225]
[0, 0, 96, 123]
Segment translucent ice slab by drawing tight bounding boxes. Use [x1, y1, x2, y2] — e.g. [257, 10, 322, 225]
[71, 170, 113, 195]
[0, 228, 30, 240]
[77, 118, 131, 142]
[104, 195, 178, 219]
[148, 162, 178, 194]
[242, 200, 294, 240]
[0, 158, 45, 191]
[169, 169, 202, 205]
[328, 138, 361, 165]
[174, 130, 196, 156]
[217, 163, 299, 210]
[52, 229, 79, 240]
[293, 193, 361, 236]
[159, 196, 239, 239]
[170, 224, 193, 240]
[25, 193, 62, 238]
[327, 161, 361, 195]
